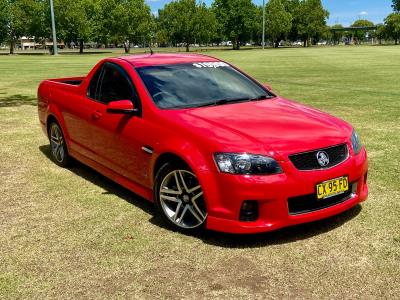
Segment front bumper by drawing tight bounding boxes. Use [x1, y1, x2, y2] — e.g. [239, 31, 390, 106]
[200, 147, 368, 234]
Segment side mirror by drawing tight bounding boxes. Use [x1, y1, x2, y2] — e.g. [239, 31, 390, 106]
[263, 83, 273, 91]
[106, 100, 137, 114]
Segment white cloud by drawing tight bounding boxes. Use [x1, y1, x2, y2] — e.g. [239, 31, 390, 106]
[360, 11, 368, 16]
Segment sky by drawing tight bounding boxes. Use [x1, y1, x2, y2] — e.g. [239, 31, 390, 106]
[322, 0, 393, 26]
[146, 0, 394, 26]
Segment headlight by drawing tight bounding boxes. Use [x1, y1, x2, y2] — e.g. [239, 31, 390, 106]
[351, 129, 362, 155]
[214, 153, 283, 175]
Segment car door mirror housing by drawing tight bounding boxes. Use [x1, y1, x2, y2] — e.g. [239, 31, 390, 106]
[263, 83, 272, 91]
[106, 100, 137, 114]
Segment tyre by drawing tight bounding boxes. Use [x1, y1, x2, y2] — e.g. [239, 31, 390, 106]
[48, 121, 70, 167]
[154, 162, 207, 232]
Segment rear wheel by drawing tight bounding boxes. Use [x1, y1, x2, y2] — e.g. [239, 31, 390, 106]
[154, 163, 207, 232]
[48, 122, 70, 167]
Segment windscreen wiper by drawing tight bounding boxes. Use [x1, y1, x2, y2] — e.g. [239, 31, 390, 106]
[181, 95, 274, 109]
[196, 97, 258, 108]
[249, 94, 275, 101]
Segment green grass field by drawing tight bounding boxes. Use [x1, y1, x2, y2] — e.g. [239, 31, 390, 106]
[0, 46, 399, 298]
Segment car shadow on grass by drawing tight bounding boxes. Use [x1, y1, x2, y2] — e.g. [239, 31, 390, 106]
[39, 145, 156, 218]
[0, 94, 36, 107]
[197, 205, 362, 248]
[39, 144, 363, 248]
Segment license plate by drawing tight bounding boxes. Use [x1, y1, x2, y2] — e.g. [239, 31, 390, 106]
[316, 176, 349, 200]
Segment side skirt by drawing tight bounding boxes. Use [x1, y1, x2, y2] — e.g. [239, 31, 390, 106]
[69, 149, 154, 202]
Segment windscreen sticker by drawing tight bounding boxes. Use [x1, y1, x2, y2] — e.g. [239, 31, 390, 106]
[193, 62, 229, 68]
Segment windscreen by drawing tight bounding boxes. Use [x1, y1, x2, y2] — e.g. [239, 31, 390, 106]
[136, 62, 273, 109]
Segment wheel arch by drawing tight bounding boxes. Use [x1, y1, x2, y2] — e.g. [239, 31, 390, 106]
[46, 112, 71, 152]
[150, 134, 215, 182]
[46, 101, 70, 136]
[46, 114, 59, 135]
[153, 152, 191, 180]
[150, 147, 216, 206]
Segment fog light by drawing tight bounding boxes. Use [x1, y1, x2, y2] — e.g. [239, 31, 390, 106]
[240, 200, 259, 222]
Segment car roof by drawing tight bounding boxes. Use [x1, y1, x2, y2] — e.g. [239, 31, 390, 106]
[117, 53, 220, 68]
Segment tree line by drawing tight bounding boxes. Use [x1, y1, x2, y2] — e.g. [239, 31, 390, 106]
[1, 0, 400, 54]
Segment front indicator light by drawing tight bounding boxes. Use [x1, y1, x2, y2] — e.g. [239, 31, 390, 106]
[214, 153, 282, 175]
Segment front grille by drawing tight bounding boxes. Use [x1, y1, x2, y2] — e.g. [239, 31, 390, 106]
[288, 185, 353, 215]
[289, 144, 348, 170]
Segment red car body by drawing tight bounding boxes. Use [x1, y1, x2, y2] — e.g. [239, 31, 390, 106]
[38, 53, 368, 234]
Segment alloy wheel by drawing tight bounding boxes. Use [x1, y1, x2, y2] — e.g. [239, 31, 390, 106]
[50, 123, 65, 163]
[159, 169, 207, 229]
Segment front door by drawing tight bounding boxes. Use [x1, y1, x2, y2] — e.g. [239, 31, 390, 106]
[84, 62, 150, 183]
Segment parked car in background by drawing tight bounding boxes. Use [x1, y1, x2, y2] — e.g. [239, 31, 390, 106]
[37, 53, 368, 233]
[221, 41, 232, 46]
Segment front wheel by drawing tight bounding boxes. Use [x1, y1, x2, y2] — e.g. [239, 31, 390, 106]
[48, 122, 70, 167]
[154, 163, 207, 232]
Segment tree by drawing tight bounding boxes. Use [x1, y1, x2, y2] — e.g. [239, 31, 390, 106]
[295, 0, 329, 47]
[1, 0, 18, 54]
[393, 0, 400, 12]
[281, 0, 300, 42]
[157, 0, 216, 51]
[385, 13, 400, 44]
[212, 0, 256, 50]
[330, 24, 344, 45]
[27, 0, 50, 46]
[265, 0, 292, 48]
[351, 19, 374, 44]
[0, 0, 48, 54]
[0, 0, 8, 45]
[94, 0, 153, 52]
[194, 3, 218, 46]
[115, 0, 152, 52]
[251, 5, 263, 45]
[54, 0, 96, 53]
[157, 3, 182, 48]
[375, 24, 386, 44]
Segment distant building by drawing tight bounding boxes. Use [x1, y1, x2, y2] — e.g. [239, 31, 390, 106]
[44, 40, 65, 49]
[19, 36, 37, 50]
[18, 36, 65, 50]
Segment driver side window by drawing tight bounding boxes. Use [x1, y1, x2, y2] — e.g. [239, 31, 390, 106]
[99, 63, 134, 103]
[87, 65, 103, 100]
[87, 62, 137, 105]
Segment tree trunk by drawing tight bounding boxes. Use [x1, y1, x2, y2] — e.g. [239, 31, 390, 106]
[236, 39, 240, 50]
[10, 38, 15, 54]
[396, 38, 398, 45]
[303, 39, 307, 47]
[124, 41, 130, 53]
[79, 39, 84, 54]
[185, 42, 189, 52]
[274, 40, 279, 48]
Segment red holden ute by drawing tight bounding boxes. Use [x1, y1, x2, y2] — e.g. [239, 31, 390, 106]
[37, 53, 368, 234]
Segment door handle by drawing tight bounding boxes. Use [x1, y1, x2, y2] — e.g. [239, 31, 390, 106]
[91, 110, 102, 120]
